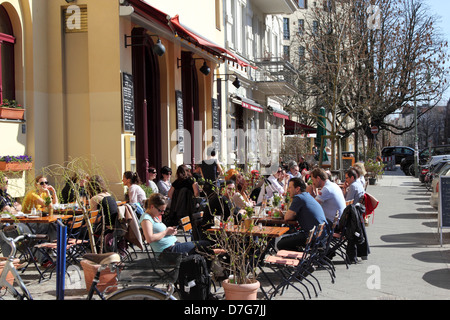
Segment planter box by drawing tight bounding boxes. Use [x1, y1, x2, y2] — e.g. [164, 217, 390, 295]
[0, 107, 24, 120]
[0, 162, 32, 172]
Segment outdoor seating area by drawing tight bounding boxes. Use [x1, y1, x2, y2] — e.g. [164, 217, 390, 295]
[0, 155, 376, 300]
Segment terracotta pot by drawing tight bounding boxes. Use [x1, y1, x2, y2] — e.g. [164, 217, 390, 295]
[222, 279, 260, 300]
[0, 161, 32, 172]
[0, 107, 24, 120]
[80, 259, 117, 294]
[0, 257, 21, 287]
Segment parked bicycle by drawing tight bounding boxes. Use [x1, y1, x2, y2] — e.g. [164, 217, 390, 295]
[85, 250, 183, 300]
[0, 226, 47, 300]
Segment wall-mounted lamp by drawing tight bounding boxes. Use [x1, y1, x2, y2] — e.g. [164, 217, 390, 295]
[124, 34, 166, 56]
[215, 73, 241, 89]
[176, 58, 211, 76]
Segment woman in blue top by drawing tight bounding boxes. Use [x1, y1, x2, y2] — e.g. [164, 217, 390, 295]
[140, 193, 211, 254]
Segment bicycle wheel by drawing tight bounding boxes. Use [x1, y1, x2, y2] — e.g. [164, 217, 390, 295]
[107, 287, 176, 300]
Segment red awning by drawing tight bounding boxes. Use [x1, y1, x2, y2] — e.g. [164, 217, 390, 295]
[232, 96, 264, 113]
[273, 112, 289, 120]
[128, 0, 254, 69]
[169, 15, 255, 69]
[285, 119, 316, 135]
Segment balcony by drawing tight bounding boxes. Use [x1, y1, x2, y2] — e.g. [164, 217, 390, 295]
[250, 0, 298, 14]
[251, 57, 298, 96]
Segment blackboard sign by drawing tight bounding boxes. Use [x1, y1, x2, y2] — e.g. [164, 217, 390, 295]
[439, 175, 450, 245]
[175, 90, 184, 153]
[211, 98, 220, 153]
[342, 157, 355, 171]
[122, 72, 135, 133]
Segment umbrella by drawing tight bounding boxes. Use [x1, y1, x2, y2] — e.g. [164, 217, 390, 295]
[315, 107, 328, 162]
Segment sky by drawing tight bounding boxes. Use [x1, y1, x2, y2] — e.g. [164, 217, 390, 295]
[425, 0, 450, 103]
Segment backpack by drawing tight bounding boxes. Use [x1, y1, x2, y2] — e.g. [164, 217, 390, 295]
[176, 254, 212, 300]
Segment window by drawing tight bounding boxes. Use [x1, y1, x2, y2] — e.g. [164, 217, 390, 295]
[283, 45, 290, 61]
[298, 46, 305, 64]
[313, 20, 319, 35]
[283, 18, 290, 40]
[298, 0, 307, 9]
[0, 5, 15, 102]
[298, 19, 304, 35]
[215, 0, 221, 30]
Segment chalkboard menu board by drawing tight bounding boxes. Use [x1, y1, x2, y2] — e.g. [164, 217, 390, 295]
[439, 176, 450, 227]
[176, 90, 184, 153]
[122, 72, 135, 133]
[342, 157, 355, 171]
[212, 98, 220, 153]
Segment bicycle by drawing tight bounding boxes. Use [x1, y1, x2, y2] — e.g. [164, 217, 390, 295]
[0, 226, 47, 300]
[85, 249, 183, 300]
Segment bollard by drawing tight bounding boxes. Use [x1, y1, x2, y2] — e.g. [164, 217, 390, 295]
[56, 219, 67, 300]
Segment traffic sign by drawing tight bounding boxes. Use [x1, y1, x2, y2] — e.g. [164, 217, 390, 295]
[371, 126, 379, 135]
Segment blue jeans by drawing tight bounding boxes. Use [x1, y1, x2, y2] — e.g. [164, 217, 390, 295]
[167, 240, 211, 255]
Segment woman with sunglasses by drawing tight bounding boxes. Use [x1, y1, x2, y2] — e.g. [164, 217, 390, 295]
[22, 175, 59, 213]
[140, 193, 211, 254]
[147, 167, 159, 194]
[156, 166, 172, 197]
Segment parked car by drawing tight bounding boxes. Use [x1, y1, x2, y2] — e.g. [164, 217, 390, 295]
[424, 159, 450, 188]
[381, 146, 415, 165]
[401, 145, 450, 176]
[420, 155, 450, 183]
[430, 162, 450, 209]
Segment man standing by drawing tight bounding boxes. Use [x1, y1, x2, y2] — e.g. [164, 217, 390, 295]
[277, 178, 327, 251]
[308, 168, 346, 223]
[343, 168, 365, 204]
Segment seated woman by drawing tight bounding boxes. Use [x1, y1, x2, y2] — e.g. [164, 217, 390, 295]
[122, 171, 146, 206]
[60, 172, 88, 205]
[22, 175, 59, 213]
[147, 167, 159, 194]
[166, 164, 200, 227]
[231, 174, 254, 210]
[87, 175, 118, 240]
[156, 166, 172, 197]
[140, 193, 211, 254]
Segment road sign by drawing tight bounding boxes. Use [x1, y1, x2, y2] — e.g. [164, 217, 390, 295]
[371, 126, 379, 135]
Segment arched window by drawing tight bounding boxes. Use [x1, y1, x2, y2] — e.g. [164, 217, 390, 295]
[0, 5, 15, 102]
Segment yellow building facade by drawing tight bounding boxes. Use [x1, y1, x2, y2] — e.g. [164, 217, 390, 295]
[0, 0, 234, 199]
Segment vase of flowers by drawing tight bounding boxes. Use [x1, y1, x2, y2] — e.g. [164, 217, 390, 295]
[0, 155, 33, 172]
[0, 99, 25, 120]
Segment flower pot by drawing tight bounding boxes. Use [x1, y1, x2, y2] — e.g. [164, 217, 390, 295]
[243, 218, 253, 229]
[369, 177, 377, 185]
[0, 257, 21, 287]
[0, 161, 32, 172]
[0, 107, 24, 120]
[80, 259, 117, 294]
[222, 279, 260, 300]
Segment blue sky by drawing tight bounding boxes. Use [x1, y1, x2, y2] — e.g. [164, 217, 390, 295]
[425, 0, 450, 102]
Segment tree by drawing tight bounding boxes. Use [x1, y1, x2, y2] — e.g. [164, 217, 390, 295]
[285, 0, 449, 164]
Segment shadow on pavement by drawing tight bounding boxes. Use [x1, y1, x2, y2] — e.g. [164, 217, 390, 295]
[380, 232, 439, 247]
[389, 213, 437, 220]
[412, 250, 450, 264]
[422, 269, 450, 290]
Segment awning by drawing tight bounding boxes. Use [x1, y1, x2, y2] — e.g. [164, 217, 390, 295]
[285, 119, 317, 135]
[268, 106, 289, 120]
[231, 96, 264, 113]
[128, 0, 254, 69]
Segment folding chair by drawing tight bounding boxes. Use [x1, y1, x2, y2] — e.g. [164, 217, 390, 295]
[262, 225, 321, 300]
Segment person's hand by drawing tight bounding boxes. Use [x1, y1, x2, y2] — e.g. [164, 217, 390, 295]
[166, 226, 177, 236]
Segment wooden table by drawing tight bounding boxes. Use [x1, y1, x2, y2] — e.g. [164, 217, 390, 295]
[252, 216, 298, 226]
[208, 225, 289, 238]
[0, 214, 73, 224]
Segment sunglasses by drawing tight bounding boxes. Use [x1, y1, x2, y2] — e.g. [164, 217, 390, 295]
[39, 181, 49, 185]
[155, 207, 165, 213]
[149, 171, 157, 174]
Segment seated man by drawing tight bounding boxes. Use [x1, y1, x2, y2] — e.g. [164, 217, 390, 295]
[308, 168, 346, 224]
[277, 178, 327, 251]
[343, 168, 365, 204]
[0, 176, 22, 215]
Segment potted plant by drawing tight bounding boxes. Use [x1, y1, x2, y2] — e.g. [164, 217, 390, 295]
[0, 99, 25, 120]
[203, 180, 269, 300]
[0, 155, 33, 172]
[364, 159, 385, 185]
